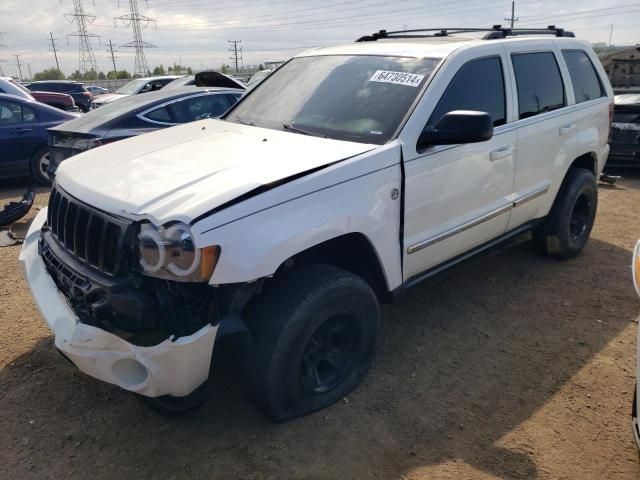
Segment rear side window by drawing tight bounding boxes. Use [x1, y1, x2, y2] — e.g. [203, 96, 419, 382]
[428, 56, 506, 127]
[144, 106, 172, 123]
[0, 101, 36, 124]
[562, 50, 605, 103]
[169, 94, 234, 122]
[512, 52, 565, 119]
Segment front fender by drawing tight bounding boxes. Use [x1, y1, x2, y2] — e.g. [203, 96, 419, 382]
[193, 159, 403, 290]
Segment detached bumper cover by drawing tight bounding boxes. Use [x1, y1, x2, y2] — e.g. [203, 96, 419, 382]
[19, 208, 217, 398]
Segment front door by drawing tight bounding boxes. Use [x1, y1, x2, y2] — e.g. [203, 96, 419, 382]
[402, 48, 517, 281]
[0, 99, 40, 177]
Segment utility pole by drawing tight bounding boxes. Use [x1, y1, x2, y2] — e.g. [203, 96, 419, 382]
[27, 63, 33, 80]
[64, 0, 100, 75]
[49, 32, 61, 71]
[608, 24, 614, 46]
[505, 1, 519, 29]
[13, 54, 23, 81]
[228, 40, 242, 74]
[106, 39, 118, 73]
[115, 0, 157, 77]
[0, 33, 6, 76]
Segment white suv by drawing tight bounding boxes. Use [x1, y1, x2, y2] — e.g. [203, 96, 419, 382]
[20, 26, 613, 420]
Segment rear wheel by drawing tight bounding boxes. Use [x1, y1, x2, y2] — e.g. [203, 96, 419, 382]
[240, 264, 380, 421]
[533, 168, 597, 259]
[29, 146, 51, 186]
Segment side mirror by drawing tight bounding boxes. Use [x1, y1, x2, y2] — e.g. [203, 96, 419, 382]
[418, 110, 494, 149]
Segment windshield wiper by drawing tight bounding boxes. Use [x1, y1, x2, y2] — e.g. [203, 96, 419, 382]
[282, 123, 327, 138]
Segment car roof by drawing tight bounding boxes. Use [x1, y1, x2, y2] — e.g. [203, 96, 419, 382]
[29, 80, 82, 84]
[50, 86, 243, 133]
[297, 36, 591, 59]
[133, 75, 184, 81]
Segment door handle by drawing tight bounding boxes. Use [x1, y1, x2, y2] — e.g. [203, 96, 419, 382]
[489, 145, 513, 161]
[14, 127, 32, 135]
[559, 124, 576, 136]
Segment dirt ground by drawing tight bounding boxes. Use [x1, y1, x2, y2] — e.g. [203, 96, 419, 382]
[1, 173, 639, 480]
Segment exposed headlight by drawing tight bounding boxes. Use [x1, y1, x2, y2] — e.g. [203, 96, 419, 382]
[138, 222, 219, 282]
[633, 240, 640, 297]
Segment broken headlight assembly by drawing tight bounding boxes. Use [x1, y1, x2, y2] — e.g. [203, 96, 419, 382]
[138, 222, 219, 282]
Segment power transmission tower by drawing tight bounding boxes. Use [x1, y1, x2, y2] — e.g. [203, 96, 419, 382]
[13, 54, 23, 81]
[505, 1, 519, 29]
[106, 39, 118, 73]
[228, 40, 242, 74]
[49, 32, 61, 71]
[64, 0, 100, 75]
[115, 0, 157, 77]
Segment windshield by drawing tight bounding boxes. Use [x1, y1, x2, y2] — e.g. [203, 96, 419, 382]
[226, 55, 439, 144]
[115, 79, 149, 95]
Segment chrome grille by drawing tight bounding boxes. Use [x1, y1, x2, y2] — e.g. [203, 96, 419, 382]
[47, 186, 134, 275]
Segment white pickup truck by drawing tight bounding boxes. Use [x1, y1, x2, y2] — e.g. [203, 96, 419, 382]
[21, 26, 613, 421]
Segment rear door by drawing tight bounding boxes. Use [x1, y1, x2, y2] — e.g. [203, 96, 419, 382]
[503, 42, 576, 230]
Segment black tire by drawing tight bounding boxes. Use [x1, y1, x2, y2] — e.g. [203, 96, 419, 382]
[30, 146, 52, 186]
[136, 382, 208, 417]
[532, 168, 597, 260]
[240, 264, 380, 422]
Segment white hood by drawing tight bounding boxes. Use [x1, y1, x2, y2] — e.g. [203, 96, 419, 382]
[55, 119, 376, 224]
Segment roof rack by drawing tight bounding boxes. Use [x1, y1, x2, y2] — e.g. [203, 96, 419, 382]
[355, 25, 575, 42]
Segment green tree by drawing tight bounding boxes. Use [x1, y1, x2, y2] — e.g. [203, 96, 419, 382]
[82, 69, 99, 81]
[98, 71, 106, 80]
[33, 68, 65, 81]
[152, 65, 165, 75]
[220, 64, 229, 74]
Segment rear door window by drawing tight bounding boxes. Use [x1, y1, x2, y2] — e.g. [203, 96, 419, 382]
[428, 56, 506, 127]
[512, 52, 566, 119]
[143, 106, 172, 124]
[562, 50, 605, 103]
[0, 101, 36, 124]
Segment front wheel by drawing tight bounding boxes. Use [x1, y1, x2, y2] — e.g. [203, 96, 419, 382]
[240, 265, 380, 421]
[533, 168, 597, 260]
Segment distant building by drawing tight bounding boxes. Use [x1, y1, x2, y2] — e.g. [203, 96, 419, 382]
[597, 45, 640, 90]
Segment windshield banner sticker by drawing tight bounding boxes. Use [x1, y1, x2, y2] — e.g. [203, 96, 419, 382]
[369, 70, 425, 87]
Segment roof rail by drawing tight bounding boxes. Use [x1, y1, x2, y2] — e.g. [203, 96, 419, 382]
[355, 25, 575, 42]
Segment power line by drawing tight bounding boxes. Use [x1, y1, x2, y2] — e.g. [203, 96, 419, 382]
[228, 40, 242, 74]
[106, 39, 118, 72]
[115, 0, 157, 77]
[49, 32, 61, 71]
[64, 0, 100, 74]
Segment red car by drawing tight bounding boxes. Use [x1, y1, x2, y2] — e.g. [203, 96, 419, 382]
[30, 91, 77, 112]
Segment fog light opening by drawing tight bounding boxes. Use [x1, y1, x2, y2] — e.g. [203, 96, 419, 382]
[112, 358, 149, 387]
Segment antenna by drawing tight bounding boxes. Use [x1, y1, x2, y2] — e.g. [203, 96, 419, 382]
[64, 0, 100, 75]
[115, 0, 157, 77]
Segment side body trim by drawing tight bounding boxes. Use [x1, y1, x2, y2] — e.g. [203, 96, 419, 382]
[406, 184, 549, 254]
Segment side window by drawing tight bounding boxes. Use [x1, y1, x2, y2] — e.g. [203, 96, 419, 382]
[0, 101, 35, 124]
[225, 93, 242, 106]
[428, 56, 506, 127]
[144, 106, 173, 124]
[168, 94, 233, 123]
[562, 50, 605, 103]
[512, 52, 565, 119]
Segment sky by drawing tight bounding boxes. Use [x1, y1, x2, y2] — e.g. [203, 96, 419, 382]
[0, 0, 638, 77]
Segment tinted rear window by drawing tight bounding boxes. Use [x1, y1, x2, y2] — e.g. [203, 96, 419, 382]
[512, 52, 565, 119]
[562, 50, 605, 103]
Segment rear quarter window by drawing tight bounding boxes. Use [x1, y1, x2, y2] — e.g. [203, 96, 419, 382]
[562, 50, 605, 103]
[512, 52, 566, 119]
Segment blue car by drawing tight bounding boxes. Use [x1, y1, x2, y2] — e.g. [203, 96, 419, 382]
[0, 94, 78, 184]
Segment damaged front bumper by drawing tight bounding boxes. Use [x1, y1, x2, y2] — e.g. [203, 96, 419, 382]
[19, 208, 218, 398]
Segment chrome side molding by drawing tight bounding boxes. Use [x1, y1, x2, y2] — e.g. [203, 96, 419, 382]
[407, 184, 550, 255]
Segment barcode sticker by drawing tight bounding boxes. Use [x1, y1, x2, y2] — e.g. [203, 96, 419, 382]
[369, 70, 425, 87]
